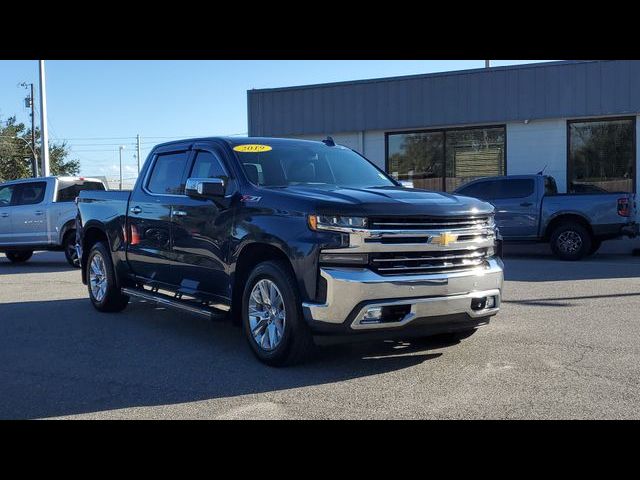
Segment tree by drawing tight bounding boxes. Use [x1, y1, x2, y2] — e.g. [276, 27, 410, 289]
[0, 116, 80, 182]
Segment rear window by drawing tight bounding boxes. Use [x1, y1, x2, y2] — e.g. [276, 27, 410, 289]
[493, 179, 535, 199]
[56, 180, 105, 202]
[15, 182, 47, 206]
[147, 152, 189, 194]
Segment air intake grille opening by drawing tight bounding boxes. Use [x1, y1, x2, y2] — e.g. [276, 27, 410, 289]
[370, 248, 490, 275]
[369, 215, 491, 230]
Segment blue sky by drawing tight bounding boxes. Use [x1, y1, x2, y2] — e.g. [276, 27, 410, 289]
[0, 60, 554, 179]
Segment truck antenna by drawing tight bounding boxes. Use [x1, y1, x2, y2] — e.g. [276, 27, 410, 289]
[322, 136, 336, 147]
[536, 164, 548, 175]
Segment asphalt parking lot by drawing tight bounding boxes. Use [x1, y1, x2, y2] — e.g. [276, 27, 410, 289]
[1, 248, 639, 419]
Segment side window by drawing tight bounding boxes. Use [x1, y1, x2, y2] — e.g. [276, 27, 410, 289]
[457, 181, 496, 201]
[14, 182, 46, 206]
[493, 179, 535, 199]
[544, 176, 558, 196]
[190, 151, 227, 180]
[147, 152, 189, 195]
[0, 185, 16, 206]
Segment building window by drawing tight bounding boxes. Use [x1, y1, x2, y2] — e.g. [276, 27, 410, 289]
[386, 126, 505, 192]
[568, 117, 635, 193]
[387, 131, 444, 191]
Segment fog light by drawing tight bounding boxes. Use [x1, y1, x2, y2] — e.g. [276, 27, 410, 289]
[362, 307, 383, 324]
[486, 296, 496, 309]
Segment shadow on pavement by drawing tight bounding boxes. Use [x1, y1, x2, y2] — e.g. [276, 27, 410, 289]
[0, 252, 76, 275]
[503, 254, 640, 282]
[0, 298, 443, 419]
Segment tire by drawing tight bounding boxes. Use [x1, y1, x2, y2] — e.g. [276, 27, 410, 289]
[5, 250, 33, 263]
[550, 222, 592, 261]
[63, 230, 80, 268]
[587, 238, 602, 256]
[86, 241, 129, 312]
[241, 260, 315, 367]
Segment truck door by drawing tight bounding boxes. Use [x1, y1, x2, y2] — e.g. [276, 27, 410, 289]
[126, 149, 190, 285]
[489, 178, 538, 239]
[10, 181, 49, 245]
[0, 183, 18, 246]
[167, 145, 234, 303]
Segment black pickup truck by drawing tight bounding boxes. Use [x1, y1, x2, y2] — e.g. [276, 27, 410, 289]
[76, 137, 504, 366]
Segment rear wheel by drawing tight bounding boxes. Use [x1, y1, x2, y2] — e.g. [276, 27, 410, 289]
[241, 260, 315, 366]
[63, 230, 80, 268]
[86, 241, 129, 312]
[550, 222, 592, 261]
[5, 250, 33, 263]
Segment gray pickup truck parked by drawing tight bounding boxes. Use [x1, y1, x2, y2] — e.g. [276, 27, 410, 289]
[0, 176, 107, 266]
[454, 174, 637, 260]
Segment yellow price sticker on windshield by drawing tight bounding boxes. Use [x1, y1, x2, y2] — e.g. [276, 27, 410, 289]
[233, 144, 272, 153]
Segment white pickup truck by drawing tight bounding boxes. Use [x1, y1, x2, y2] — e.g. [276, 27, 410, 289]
[0, 176, 107, 266]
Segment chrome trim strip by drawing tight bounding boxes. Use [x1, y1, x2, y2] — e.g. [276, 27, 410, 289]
[350, 289, 501, 330]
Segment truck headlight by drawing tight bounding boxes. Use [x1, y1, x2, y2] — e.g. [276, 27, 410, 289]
[308, 215, 367, 232]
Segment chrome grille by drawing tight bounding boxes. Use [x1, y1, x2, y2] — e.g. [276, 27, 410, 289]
[369, 215, 491, 230]
[370, 248, 490, 276]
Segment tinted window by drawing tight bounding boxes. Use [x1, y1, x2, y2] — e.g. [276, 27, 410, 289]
[568, 118, 635, 193]
[456, 180, 497, 200]
[190, 151, 227, 179]
[56, 180, 105, 202]
[492, 179, 535, 199]
[147, 152, 189, 194]
[15, 182, 46, 205]
[458, 179, 534, 200]
[544, 176, 558, 196]
[0, 185, 16, 206]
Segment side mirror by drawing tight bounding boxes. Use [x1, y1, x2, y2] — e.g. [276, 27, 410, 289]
[185, 177, 226, 199]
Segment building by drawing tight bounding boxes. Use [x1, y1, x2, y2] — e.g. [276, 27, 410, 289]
[247, 60, 640, 196]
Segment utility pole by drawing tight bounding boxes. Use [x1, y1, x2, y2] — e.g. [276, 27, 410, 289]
[136, 134, 141, 173]
[119, 145, 125, 190]
[19, 82, 38, 177]
[38, 60, 50, 177]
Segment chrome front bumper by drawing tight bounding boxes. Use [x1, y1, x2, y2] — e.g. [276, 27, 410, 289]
[302, 258, 504, 331]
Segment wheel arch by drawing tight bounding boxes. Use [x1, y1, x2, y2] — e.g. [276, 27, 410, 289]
[230, 242, 296, 324]
[543, 213, 594, 241]
[80, 225, 110, 284]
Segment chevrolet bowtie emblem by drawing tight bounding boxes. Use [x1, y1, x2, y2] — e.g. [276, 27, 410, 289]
[431, 232, 459, 246]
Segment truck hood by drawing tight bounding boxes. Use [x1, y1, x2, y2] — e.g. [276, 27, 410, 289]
[266, 185, 494, 217]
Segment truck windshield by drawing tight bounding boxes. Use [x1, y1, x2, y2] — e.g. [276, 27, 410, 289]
[235, 143, 396, 188]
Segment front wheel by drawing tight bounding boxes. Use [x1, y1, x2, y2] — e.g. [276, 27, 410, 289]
[86, 241, 129, 312]
[550, 222, 592, 261]
[241, 260, 315, 367]
[5, 250, 33, 263]
[63, 231, 80, 268]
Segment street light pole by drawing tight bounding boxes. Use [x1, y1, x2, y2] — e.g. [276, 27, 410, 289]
[38, 60, 50, 177]
[19, 82, 38, 177]
[136, 134, 141, 173]
[119, 145, 125, 190]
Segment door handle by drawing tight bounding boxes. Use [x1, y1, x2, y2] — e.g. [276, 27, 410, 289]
[520, 202, 533, 207]
[34, 211, 44, 216]
[130, 206, 142, 215]
[0, 212, 8, 218]
[173, 210, 188, 217]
